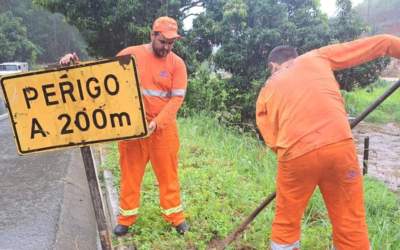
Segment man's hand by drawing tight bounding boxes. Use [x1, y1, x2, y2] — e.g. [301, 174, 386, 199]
[59, 52, 80, 66]
[148, 121, 157, 134]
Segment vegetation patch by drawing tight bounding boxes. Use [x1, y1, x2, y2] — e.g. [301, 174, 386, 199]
[104, 115, 400, 249]
[343, 79, 400, 123]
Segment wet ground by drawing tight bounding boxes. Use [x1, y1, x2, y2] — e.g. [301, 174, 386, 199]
[353, 122, 400, 191]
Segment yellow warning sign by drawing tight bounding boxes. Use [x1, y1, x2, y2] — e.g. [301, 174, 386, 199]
[1, 56, 147, 154]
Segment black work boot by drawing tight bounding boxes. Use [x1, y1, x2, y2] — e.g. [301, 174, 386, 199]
[175, 221, 189, 235]
[113, 224, 129, 236]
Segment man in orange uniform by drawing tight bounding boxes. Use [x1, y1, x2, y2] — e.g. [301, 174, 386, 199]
[113, 16, 189, 236]
[61, 16, 189, 236]
[256, 34, 400, 250]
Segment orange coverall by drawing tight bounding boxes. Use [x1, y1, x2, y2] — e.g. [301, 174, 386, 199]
[116, 45, 187, 227]
[256, 35, 400, 249]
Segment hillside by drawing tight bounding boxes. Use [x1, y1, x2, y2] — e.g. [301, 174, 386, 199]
[355, 0, 400, 77]
[0, 0, 88, 64]
[355, 0, 400, 35]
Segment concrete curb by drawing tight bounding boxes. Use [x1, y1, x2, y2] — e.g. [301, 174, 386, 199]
[54, 149, 98, 250]
[93, 145, 119, 229]
[97, 145, 137, 250]
[103, 169, 119, 228]
[90, 146, 111, 250]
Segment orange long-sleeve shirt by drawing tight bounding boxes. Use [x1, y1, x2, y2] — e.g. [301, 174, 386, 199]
[117, 45, 187, 129]
[256, 34, 400, 161]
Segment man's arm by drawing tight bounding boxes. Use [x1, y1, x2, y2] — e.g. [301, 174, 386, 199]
[318, 34, 400, 70]
[255, 85, 277, 153]
[116, 47, 134, 57]
[153, 58, 188, 129]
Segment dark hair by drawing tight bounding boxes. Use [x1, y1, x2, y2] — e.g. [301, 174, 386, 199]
[267, 46, 298, 65]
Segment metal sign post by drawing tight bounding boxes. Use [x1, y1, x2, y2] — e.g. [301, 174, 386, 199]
[81, 146, 112, 250]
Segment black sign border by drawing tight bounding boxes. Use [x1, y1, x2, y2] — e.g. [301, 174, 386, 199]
[0, 56, 148, 155]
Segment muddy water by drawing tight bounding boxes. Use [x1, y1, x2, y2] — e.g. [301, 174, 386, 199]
[353, 122, 400, 191]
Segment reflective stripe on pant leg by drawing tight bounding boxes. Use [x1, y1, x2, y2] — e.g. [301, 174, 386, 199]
[149, 125, 185, 226]
[161, 204, 183, 216]
[119, 207, 139, 217]
[271, 240, 300, 250]
[118, 139, 149, 226]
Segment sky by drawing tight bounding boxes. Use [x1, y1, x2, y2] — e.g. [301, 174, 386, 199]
[183, 0, 365, 30]
[320, 0, 364, 16]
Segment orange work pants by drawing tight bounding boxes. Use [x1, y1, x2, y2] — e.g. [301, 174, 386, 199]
[271, 139, 370, 250]
[117, 124, 185, 227]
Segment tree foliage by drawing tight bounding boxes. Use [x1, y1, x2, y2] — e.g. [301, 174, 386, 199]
[330, 0, 390, 91]
[33, 0, 201, 58]
[189, 0, 330, 80]
[0, 11, 38, 64]
[33, 0, 392, 126]
[185, 0, 332, 124]
[185, 0, 391, 125]
[0, 0, 88, 64]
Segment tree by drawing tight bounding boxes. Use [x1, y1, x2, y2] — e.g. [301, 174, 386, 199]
[0, 11, 39, 64]
[186, 0, 332, 124]
[282, 0, 331, 54]
[33, 0, 392, 126]
[0, 0, 88, 64]
[34, 0, 203, 58]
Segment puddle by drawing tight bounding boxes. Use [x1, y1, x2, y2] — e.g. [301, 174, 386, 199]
[353, 122, 400, 191]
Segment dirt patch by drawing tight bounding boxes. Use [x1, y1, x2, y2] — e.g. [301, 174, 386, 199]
[353, 122, 400, 191]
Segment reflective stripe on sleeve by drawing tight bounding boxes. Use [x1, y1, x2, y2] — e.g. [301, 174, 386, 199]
[142, 88, 186, 98]
[142, 89, 170, 97]
[161, 205, 183, 216]
[171, 88, 186, 97]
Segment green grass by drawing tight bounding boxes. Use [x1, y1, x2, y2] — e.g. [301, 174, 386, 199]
[343, 80, 400, 123]
[103, 115, 400, 249]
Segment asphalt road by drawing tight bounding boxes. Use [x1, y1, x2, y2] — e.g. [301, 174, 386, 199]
[0, 117, 97, 249]
[0, 100, 5, 115]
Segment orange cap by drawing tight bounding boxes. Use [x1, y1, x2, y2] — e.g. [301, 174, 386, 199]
[152, 16, 181, 39]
